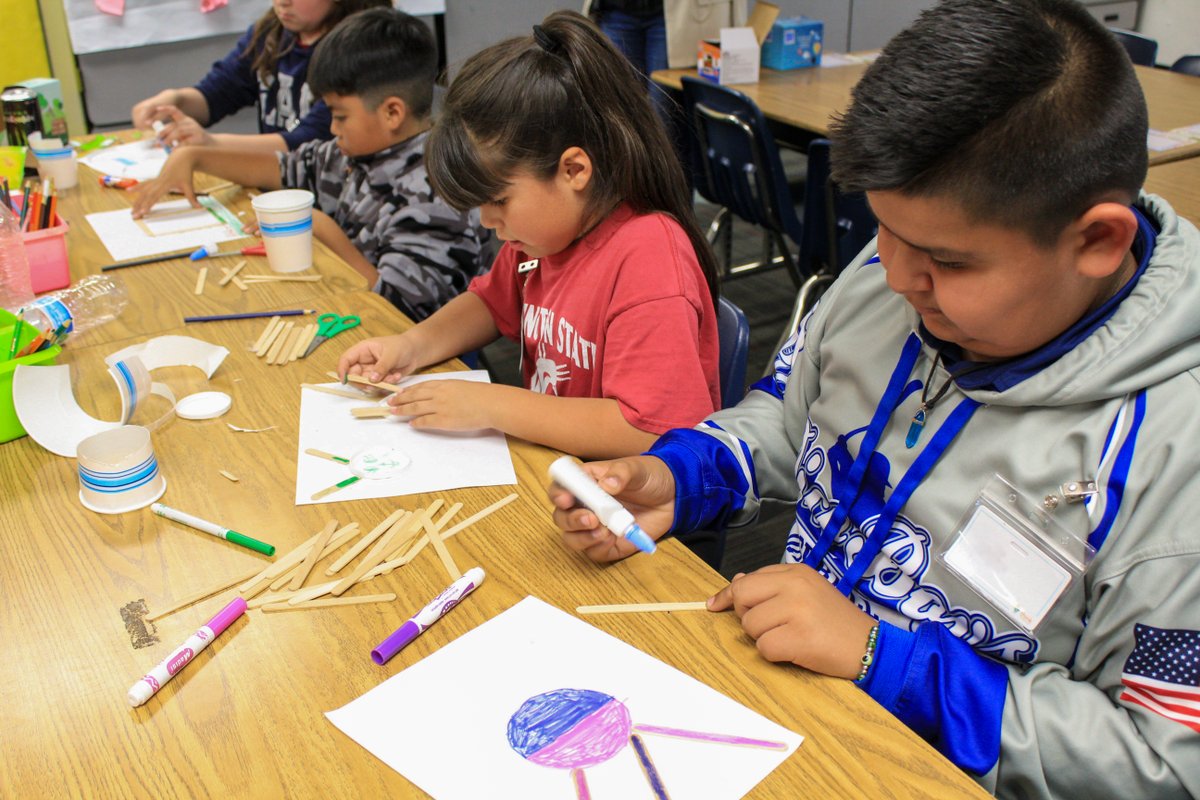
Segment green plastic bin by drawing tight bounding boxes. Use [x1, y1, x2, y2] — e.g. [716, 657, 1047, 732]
[1, 307, 62, 443]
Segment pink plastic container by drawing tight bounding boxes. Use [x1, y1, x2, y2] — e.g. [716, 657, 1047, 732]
[9, 191, 70, 294]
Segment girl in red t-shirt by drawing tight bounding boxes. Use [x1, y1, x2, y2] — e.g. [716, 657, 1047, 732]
[337, 10, 720, 459]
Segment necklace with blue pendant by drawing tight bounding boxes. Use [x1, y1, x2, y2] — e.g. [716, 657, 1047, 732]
[906, 352, 955, 448]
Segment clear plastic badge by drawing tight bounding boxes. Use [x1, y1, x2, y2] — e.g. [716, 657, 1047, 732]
[938, 475, 1095, 634]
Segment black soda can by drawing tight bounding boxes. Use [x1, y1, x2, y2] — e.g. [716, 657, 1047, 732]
[2, 86, 44, 148]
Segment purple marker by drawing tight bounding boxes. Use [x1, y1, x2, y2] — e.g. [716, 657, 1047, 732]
[128, 597, 246, 707]
[372, 567, 485, 664]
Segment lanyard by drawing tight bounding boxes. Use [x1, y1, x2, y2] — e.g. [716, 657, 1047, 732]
[801, 333, 982, 595]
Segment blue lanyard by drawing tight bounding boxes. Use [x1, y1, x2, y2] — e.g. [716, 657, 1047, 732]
[802, 333, 982, 595]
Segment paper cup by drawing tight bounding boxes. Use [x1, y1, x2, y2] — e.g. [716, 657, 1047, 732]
[251, 189, 315, 273]
[34, 144, 78, 189]
[77, 426, 167, 514]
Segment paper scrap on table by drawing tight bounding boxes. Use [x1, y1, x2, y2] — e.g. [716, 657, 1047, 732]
[13, 358, 176, 457]
[1147, 124, 1200, 153]
[296, 371, 517, 505]
[106, 336, 228, 378]
[326, 596, 802, 800]
[86, 197, 244, 262]
[77, 138, 166, 180]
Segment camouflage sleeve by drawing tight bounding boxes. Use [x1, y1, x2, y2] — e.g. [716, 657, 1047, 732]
[278, 139, 325, 195]
[373, 201, 486, 322]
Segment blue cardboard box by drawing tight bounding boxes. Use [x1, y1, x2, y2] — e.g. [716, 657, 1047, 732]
[761, 17, 823, 71]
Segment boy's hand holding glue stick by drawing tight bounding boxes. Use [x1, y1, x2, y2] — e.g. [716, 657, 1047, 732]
[549, 455, 676, 562]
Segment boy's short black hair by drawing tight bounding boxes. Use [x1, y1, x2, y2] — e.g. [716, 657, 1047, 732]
[308, 7, 437, 117]
[830, 0, 1148, 244]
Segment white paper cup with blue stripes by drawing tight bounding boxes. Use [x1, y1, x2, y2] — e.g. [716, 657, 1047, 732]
[76, 426, 167, 515]
[251, 189, 315, 273]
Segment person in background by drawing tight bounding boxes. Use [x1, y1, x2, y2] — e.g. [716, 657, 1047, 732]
[552, 1, 1200, 797]
[130, 0, 389, 154]
[132, 8, 486, 322]
[336, 11, 722, 460]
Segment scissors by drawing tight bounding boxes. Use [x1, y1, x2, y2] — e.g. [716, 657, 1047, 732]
[303, 313, 361, 358]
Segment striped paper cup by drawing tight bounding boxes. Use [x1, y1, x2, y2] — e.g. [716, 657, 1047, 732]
[251, 189, 314, 273]
[77, 426, 167, 514]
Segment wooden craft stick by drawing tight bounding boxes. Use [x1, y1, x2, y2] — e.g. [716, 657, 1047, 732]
[288, 323, 314, 362]
[305, 447, 350, 464]
[290, 519, 338, 591]
[254, 318, 285, 357]
[261, 593, 397, 612]
[311, 475, 361, 500]
[146, 566, 262, 622]
[218, 259, 247, 287]
[232, 274, 249, 291]
[247, 581, 335, 609]
[194, 266, 207, 295]
[326, 510, 406, 575]
[439, 493, 519, 540]
[241, 521, 357, 598]
[433, 502, 463, 532]
[329, 514, 413, 596]
[267, 322, 295, 365]
[219, 469, 239, 482]
[301, 383, 364, 400]
[252, 316, 281, 351]
[337, 372, 404, 393]
[277, 324, 304, 366]
[351, 406, 393, 418]
[385, 500, 446, 561]
[201, 180, 237, 194]
[426, 516, 461, 580]
[299, 324, 320, 358]
[575, 602, 710, 614]
[266, 522, 361, 592]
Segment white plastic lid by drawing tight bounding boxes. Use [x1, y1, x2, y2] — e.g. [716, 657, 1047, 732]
[175, 391, 232, 420]
[251, 189, 315, 214]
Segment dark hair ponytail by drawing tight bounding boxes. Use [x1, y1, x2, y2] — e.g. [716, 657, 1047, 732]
[427, 10, 719, 306]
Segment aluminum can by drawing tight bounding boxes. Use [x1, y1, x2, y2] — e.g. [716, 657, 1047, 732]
[2, 86, 43, 148]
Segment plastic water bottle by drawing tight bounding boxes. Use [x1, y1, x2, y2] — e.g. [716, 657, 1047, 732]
[24, 274, 129, 339]
[0, 202, 34, 312]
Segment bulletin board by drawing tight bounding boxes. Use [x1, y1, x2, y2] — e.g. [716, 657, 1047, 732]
[63, 0, 263, 55]
[64, 0, 447, 56]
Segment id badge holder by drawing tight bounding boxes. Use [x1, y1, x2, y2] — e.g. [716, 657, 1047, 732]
[938, 475, 1095, 634]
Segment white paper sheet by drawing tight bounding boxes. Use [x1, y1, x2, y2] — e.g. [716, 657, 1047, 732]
[78, 138, 168, 180]
[296, 372, 517, 505]
[326, 596, 802, 799]
[85, 197, 244, 261]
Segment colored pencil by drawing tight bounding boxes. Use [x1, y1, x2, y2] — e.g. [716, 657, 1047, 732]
[7, 308, 25, 360]
[102, 249, 198, 271]
[18, 180, 31, 228]
[183, 309, 317, 323]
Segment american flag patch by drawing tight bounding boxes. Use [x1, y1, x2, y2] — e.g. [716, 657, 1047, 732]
[1119, 623, 1200, 732]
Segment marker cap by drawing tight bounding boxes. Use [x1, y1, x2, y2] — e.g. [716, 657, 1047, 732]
[206, 597, 248, 637]
[372, 621, 420, 665]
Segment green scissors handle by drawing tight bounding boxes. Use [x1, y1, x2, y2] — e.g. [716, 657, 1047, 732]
[304, 313, 362, 358]
[316, 313, 361, 338]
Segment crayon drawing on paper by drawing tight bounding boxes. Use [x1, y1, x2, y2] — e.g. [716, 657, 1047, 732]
[326, 596, 802, 799]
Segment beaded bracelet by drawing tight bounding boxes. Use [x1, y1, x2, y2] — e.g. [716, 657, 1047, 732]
[855, 623, 880, 682]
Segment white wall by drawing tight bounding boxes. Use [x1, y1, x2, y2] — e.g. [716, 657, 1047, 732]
[1138, 0, 1200, 65]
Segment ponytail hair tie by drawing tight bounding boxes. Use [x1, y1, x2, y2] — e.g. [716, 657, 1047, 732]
[533, 24, 564, 56]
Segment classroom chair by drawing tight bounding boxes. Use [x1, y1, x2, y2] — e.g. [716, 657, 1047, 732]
[717, 295, 750, 409]
[680, 76, 809, 288]
[767, 139, 877, 369]
[1170, 55, 1200, 77]
[1108, 28, 1158, 67]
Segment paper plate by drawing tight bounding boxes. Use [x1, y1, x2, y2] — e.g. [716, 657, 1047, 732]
[175, 391, 232, 420]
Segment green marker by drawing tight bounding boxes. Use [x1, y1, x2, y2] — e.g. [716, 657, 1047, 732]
[151, 502, 276, 556]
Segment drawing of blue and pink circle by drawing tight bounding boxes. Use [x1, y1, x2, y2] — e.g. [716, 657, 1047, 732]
[507, 688, 631, 769]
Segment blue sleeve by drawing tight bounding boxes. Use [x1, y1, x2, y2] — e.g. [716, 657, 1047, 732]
[281, 99, 332, 150]
[648, 428, 753, 534]
[857, 621, 1008, 775]
[194, 26, 259, 126]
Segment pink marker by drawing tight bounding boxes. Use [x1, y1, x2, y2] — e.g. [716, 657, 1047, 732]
[127, 597, 247, 707]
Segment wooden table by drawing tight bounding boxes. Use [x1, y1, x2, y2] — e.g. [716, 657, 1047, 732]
[1146, 155, 1200, 225]
[54, 154, 368, 350]
[652, 63, 1200, 164]
[0, 278, 989, 796]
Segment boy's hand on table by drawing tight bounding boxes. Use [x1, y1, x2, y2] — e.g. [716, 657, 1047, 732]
[550, 456, 677, 563]
[337, 334, 419, 385]
[388, 379, 495, 430]
[130, 149, 200, 218]
[154, 106, 213, 149]
[708, 564, 877, 680]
